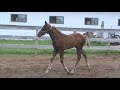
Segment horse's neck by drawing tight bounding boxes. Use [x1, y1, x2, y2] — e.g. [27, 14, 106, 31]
[49, 28, 64, 42]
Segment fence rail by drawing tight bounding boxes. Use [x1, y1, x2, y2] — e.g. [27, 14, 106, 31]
[0, 36, 49, 40]
[0, 24, 120, 32]
[0, 25, 120, 51]
[0, 44, 120, 51]
[1, 36, 120, 43]
[90, 38, 120, 42]
[0, 44, 53, 49]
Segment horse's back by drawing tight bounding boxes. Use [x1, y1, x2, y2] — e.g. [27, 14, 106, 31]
[62, 33, 85, 43]
[67, 33, 85, 39]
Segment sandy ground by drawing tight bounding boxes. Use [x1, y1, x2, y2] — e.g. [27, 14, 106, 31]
[0, 54, 120, 78]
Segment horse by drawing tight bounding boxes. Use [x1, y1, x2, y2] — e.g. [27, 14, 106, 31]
[37, 21, 91, 74]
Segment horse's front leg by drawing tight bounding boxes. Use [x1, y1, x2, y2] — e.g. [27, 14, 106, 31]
[59, 50, 70, 74]
[45, 49, 58, 73]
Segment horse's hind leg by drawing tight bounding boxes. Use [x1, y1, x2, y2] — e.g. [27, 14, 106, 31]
[59, 50, 70, 74]
[45, 49, 58, 73]
[81, 49, 91, 71]
[71, 48, 81, 74]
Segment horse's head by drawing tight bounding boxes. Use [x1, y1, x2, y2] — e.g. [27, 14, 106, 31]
[37, 21, 52, 37]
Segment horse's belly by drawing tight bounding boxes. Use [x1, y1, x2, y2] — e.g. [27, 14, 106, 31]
[63, 42, 76, 49]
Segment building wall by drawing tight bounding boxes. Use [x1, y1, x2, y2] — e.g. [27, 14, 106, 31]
[0, 12, 120, 29]
[0, 12, 120, 37]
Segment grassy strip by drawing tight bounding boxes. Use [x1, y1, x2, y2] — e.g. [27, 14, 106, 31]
[0, 48, 52, 55]
[90, 41, 108, 46]
[0, 40, 52, 45]
[0, 48, 120, 55]
[0, 40, 108, 46]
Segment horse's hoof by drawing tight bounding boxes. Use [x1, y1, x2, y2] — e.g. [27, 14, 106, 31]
[88, 69, 91, 72]
[67, 72, 70, 74]
[65, 71, 70, 74]
[45, 70, 49, 74]
[70, 73, 74, 75]
[88, 67, 91, 72]
[70, 71, 74, 74]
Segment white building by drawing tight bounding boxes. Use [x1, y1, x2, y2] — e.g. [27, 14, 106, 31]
[0, 12, 120, 38]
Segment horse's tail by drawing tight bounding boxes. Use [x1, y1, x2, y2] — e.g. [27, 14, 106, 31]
[84, 35, 90, 47]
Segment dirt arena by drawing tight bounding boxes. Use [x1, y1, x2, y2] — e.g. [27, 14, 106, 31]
[0, 54, 120, 78]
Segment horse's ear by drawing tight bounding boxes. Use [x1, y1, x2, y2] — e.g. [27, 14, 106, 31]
[45, 21, 48, 25]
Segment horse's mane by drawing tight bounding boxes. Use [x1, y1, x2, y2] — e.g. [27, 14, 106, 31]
[52, 26, 66, 35]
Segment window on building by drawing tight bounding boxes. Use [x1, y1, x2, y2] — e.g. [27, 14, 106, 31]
[49, 16, 64, 24]
[118, 19, 120, 26]
[101, 21, 104, 28]
[11, 14, 27, 23]
[85, 18, 98, 25]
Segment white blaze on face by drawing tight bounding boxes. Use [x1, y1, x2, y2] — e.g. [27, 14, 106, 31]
[93, 33, 97, 35]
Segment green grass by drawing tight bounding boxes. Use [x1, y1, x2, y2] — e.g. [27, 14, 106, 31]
[0, 48, 76, 55]
[0, 48, 120, 55]
[0, 39, 52, 45]
[0, 40, 108, 46]
[0, 40, 118, 55]
[0, 48, 52, 55]
[90, 41, 108, 46]
[38, 40, 52, 45]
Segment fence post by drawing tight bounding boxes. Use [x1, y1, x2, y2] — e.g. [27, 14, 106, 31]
[101, 25, 104, 45]
[35, 30, 38, 55]
[107, 32, 111, 55]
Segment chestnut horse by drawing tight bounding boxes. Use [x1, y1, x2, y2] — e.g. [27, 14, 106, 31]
[37, 21, 91, 74]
